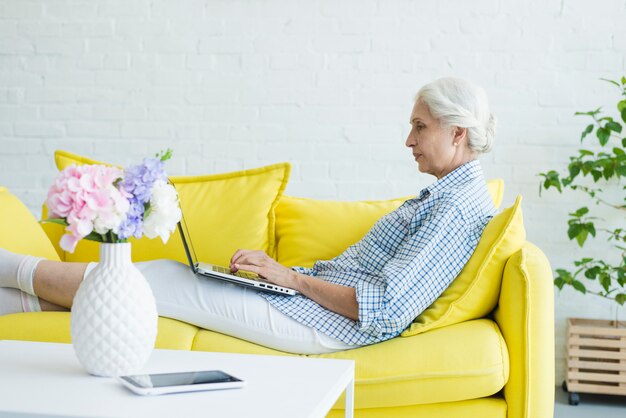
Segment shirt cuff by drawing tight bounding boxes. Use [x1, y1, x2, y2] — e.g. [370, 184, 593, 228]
[355, 281, 384, 335]
[291, 266, 316, 276]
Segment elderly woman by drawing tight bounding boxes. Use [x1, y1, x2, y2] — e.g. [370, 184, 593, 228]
[0, 77, 496, 354]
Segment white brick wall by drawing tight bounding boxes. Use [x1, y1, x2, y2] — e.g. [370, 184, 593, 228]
[1, 0, 626, 384]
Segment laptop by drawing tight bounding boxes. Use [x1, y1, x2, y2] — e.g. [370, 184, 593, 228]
[177, 218, 298, 296]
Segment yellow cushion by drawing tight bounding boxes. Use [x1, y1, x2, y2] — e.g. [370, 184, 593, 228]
[0, 187, 60, 261]
[190, 319, 509, 409]
[275, 179, 504, 268]
[48, 150, 291, 266]
[402, 195, 525, 337]
[275, 195, 411, 267]
[327, 398, 507, 418]
[0, 312, 201, 350]
[486, 178, 504, 208]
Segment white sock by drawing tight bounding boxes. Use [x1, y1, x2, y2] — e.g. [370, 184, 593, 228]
[84, 262, 98, 279]
[0, 248, 43, 296]
[21, 291, 41, 312]
[0, 287, 41, 315]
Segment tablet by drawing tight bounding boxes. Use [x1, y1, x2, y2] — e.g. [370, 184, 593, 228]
[118, 370, 245, 396]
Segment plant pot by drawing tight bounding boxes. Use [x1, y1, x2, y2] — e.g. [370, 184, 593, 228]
[565, 317, 626, 401]
[70, 242, 158, 377]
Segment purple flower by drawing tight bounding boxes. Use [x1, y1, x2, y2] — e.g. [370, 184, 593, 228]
[117, 157, 168, 240]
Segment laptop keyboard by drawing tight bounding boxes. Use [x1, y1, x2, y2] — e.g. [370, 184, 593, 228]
[212, 265, 259, 280]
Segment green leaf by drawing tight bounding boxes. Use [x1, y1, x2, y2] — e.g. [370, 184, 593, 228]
[618, 100, 626, 113]
[622, 76, 626, 85]
[83, 232, 105, 242]
[556, 269, 573, 283]
[591, 170, 602, 181]
[616, 293, 626, 305]
[572, 207, 589, 217]
[568, 223, 582, 240]
[586, 222, 596, 237]
[601, 78, 620, 88]
[575, 107, 602, 117]
[584, 266, 600, 279]
[581, 124, 594, 141]
[606, 121, 623, 133]
[575, 229, 589, 247]
[622, 108, 626, 124]
[40, 218, 68, 227]
[572, 280, 587, 294]
[554, 277, 566, 290]
[579, 149, 594, 156]
[597, 127, 610, 146]
[614, 147, 625, 155]
[599, 274, 611, 292]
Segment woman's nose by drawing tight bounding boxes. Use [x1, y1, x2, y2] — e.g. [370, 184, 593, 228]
[405, 132, 414, 147]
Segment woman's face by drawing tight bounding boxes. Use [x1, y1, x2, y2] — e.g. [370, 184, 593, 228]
[405, 99, 468, 179]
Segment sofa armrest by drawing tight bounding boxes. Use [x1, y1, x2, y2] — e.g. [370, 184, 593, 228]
[493, 242, 554, 418]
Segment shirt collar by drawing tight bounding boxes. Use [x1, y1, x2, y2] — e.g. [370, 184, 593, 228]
[419, 159, 483, 200]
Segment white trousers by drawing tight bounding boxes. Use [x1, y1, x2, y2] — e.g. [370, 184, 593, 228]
[136, 260, 355, 354]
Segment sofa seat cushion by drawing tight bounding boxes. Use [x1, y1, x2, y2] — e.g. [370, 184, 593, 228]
[0, 312, 201, 351]
[191, 318, 509, 409]
[326, 396, 506, 418]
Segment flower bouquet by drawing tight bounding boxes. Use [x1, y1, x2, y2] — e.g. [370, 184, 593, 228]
[45, 149, 182, 253]
[44, 150, 182, 377]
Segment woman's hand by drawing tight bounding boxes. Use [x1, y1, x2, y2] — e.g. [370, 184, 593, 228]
[229, 250, 298, 290]
[230, 249, 359, 321]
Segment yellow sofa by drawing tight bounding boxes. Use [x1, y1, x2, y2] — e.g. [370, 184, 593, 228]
[0, 152, 554, 418]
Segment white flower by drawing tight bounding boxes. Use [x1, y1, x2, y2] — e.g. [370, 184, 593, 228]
[143, 180, 182, 244]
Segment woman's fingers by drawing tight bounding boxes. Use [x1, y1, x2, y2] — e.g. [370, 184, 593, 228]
[230, 249, 269, 272]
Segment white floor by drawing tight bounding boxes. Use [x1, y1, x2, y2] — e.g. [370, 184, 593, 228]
[554, 385, 626, 417]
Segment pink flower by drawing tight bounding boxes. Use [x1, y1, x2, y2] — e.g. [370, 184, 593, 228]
[46, 164, 129, 253]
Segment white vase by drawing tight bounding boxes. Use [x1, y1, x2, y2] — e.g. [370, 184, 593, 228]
[70, 242, 158, 377]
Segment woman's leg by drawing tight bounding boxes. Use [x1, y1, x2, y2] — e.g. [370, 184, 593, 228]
[138, 259, 356, 355]
[2, 248, 355, 354]
[1, 248, 80, 311]
[32, 260, 89, 309]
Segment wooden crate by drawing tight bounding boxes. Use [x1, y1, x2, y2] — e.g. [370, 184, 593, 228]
[566, 318, 626, 396]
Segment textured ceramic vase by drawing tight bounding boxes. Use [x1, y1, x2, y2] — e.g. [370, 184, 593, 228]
[70, 242, 158, 377]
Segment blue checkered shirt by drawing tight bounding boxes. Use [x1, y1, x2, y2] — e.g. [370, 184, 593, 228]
[261, 160, 496, 346]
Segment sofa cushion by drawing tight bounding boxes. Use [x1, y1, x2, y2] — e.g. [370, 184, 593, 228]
[402, 195, 525, 337]
[275, 179, 504, 268]
[46, 150, 291, 266]
[275, 195, 410, 268]
[191, 318, 509, 409]
[0, 312, 201, 351]
[0, 187, 60, 261]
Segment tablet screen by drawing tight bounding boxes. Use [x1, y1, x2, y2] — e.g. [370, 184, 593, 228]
[124, 370, 241, 388]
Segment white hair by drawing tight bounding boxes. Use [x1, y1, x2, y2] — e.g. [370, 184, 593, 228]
[416, 77, 496, 154]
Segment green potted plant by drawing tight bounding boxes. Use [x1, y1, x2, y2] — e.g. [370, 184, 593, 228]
[539, 76, 626, 405]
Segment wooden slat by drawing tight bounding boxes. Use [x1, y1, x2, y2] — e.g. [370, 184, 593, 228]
[569, 318, 626, 329]
[568, 360, 626, 372]
[568, 348, 626, 360]
[567, 382, 626, 396]
[569, 336, 626, 349]
[567, 371, 626, 384]
[569, 325, 626, 338]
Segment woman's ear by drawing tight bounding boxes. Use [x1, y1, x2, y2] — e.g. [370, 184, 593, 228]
[452, 127, 468, 146]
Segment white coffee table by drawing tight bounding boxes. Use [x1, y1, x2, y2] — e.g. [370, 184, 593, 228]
[0, 340, 354, 418]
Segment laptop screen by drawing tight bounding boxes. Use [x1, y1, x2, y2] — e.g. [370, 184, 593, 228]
[174, 187, 200, 274]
